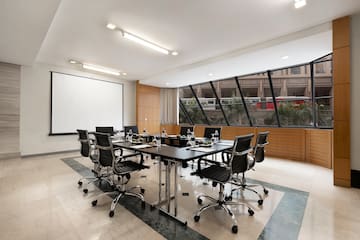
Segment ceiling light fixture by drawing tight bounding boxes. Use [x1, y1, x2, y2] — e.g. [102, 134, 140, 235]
[106, 22, 177, 56]
[121, 72, 127, 76]
[281, 55, 289, 60]
[294, 0, 306, 9]
[69, 59, 78, 64]
[82, 63, 120, 76]
[208, 73, 214, 76]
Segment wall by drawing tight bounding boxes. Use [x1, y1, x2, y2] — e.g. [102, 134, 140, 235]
[136, 82, 160, 134]
[20, 63, 136, 156]
[0, 62, 20, 159]
[351, 13, 360, 171]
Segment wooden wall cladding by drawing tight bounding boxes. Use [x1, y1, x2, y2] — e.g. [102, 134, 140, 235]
[305, 129, 333, 168]
[136, 82, 160, 134]
[0, 62, 20, 159]
[333, 16, 351, 187]
[160, 124, 180, 135]
[257, 127, 306, 162]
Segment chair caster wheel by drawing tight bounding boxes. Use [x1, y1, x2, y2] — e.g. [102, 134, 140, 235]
[194, 215, 200, 222]
[141, 188, 145, 194]
[91, 200, 97, 207]
[248, 208, 254, 216]
[197, 198, 202, 205]
[109, 210, 114, 218]
[141, 201, 146, 209]
[83, 189, 88, 194]
[125, 173, 131, 179]
[258, 199, 263, 205]
[225, 196, 232, 201]
[78, 181, 82, 186]
[232, 225, 238, 234]
[212, 182, 217, 187]
[264, 189, 269, 195]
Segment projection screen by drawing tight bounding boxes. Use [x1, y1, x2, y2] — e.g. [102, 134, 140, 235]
[50, 72, 123, 135]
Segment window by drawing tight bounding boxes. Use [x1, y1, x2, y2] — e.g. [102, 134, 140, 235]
[177, 53, 333, 129]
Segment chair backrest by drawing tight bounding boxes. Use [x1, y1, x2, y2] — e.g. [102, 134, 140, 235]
[230, 134, 254, 174]
[93, 132, 114, 167]
[254, 131, 269, 163]
[203, 127, 221, 139]
[124, 125, 139, 134]
[95, 126, 114, 135]
[77, 129, 91, 157]
[180, 126, 193, 136]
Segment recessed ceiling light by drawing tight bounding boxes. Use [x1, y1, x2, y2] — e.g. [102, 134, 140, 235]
[106, 23, 117, 30]
[122, 72, 127, 76]
[281, 56, 289, 60]
[208, 73, 213, 76]
[294, 0, 306, 9]
[69, 59, 78, 64]
[171, 51, 179, 56]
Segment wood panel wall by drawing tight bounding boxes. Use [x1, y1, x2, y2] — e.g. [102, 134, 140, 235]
[0, 62, 20, 159]
[160, 124, 333, 168]
[136, 82, 161, 134]
[333, 16, 351, 187]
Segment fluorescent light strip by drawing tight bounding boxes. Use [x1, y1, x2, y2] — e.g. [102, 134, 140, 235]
[82, 63, 120, 76]
[122, 31, 170, 55]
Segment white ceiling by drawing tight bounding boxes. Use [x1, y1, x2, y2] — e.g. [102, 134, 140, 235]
[1, 0, 360, 87]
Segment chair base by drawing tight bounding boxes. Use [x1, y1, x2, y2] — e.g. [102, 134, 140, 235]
[194, 184, 254, 234]
[230, 174, 269, 205]
[91, 184, 145, 217]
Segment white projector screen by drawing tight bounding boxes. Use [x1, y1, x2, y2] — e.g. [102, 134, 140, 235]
[50, 72, 123, 135]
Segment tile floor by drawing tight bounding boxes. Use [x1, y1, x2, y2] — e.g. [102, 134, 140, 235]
[0, 152, 359, 240]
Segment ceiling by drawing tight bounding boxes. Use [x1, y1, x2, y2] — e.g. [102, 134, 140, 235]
[1, 0, 360, 87]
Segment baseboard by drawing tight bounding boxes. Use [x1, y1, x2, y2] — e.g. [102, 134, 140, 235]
[0, 152, 20, 160]
[21, 149, 78, 158]
[351, 169, 360, 188]
[334, 178, 351, 187]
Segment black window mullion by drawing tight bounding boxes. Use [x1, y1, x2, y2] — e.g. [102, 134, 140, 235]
[310, 62, 317, 127]
[235, 77, 253, 127]
[189, 85, 210, 125]
[209, 81, 230, 126]
[267, 71, 281, 127]
[179, 99, 194, 125]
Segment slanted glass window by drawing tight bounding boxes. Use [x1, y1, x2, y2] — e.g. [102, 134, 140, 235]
[179, 86, 207, 124]
[314, 54, 333, 128]
[271, 64, 313, 127]
[215, 79, 250, 126]
[191, 82, 227, 125]
[238, 74, 277, 126]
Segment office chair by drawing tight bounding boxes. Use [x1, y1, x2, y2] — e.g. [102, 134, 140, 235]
[77, 129, 115, 194]
[179, 126, 194, 136]
[76, 129, 100, 193]
[226, 131, 270, 205]
[91, 132, 148, 217]
[193, 134, 255, 234]
[203, 127, 221, 139]
[124, 125, 139, 134]
[95, 126, 115, 135]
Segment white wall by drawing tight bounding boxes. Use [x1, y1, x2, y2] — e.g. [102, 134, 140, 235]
[351, 13, 360, 171]
[20, 63, 136, 156]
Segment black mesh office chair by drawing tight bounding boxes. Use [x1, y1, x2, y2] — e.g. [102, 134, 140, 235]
[96, 126, 115, 135]
[124, 125, 139, 134]
[227, 131, 270, 205]
[194, 134, 255, 234]
[76, 129, 100, 193]
[91, 132, 148, 217]
[179, 126, 194, 136]
[203, 127, 221, 139]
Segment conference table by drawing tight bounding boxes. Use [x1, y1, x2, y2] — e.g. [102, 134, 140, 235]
[113, 139, 233, 225]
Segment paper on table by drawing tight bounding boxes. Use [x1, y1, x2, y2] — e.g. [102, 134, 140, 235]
[190, 147, 216, 153]
[130, 144, 152, 149]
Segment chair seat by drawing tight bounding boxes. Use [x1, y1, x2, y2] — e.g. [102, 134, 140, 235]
[198, 165, 230, 183]
[114, 160, 148, 174]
